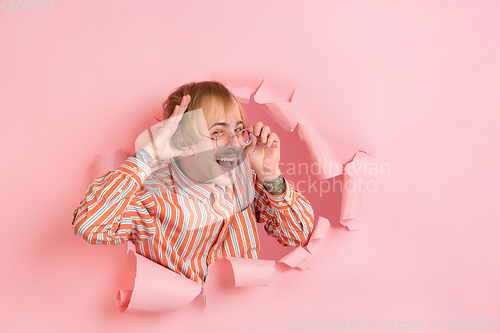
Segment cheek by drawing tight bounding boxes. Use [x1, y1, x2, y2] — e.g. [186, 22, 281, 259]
[192, 139, 216, 151]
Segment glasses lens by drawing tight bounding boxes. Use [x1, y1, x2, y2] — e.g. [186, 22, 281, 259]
[216, 130, 253, 148]
[216, 132, 231, 148]
[240, 129, 252, 147]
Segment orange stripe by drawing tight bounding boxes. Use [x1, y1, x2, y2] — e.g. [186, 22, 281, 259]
[72, 157, 314, 284]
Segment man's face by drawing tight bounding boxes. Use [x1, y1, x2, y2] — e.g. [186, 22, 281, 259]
[185, 97, 245, 186]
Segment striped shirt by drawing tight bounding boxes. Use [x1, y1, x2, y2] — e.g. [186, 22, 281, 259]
[72, 155, 314, 285]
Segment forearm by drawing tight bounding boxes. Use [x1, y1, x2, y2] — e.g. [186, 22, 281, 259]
[254, 175, 315, 246]
[72, 158, 151, 244]
[133, 147, 155, 166]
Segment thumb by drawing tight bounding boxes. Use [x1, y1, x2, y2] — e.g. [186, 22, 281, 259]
[245, 135, 257, 153]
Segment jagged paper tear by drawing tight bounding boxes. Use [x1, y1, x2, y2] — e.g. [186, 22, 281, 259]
[234, 79, 370, 227]
[253, 79, 301, 132]
[225, 257, 276, 287]
[340, 150, 370, 230]
[113, 216, 330, 312]
[117, 242, 202, 313]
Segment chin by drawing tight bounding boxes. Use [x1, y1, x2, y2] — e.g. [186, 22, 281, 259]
[212, 168, 237, 186]
[212, 148, 242, 186]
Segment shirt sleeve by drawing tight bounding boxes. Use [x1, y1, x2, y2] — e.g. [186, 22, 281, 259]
[253, 172, 315, 247]
[72, 157, 154, 245]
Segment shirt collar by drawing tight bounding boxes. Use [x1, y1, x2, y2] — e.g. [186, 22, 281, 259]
[170, 157, 215, 202]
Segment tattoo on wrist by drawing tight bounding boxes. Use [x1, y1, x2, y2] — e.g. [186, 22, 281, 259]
[134, 148, 154, 166]
[263, 174, 286, 195]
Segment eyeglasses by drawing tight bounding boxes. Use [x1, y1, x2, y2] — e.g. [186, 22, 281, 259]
[204, 128, 253, 149]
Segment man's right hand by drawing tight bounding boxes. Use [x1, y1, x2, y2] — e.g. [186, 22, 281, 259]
[134, 95, 192, 165]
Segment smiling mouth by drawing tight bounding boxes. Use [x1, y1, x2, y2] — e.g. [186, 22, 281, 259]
[216, 155, 238, 171]
[215, 146, 242, 172]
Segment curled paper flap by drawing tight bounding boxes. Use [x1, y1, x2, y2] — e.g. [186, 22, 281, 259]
[340, 174, 363, 230]
[225, 257, 276, 287]
[94, 149, 128, 179]
[279, 216, 331, 269]
[278, 246, 311, 270]
[227, 85, 253, 104]
[118, 243, 202, 313]
[305, 216, 331, 255]
[340, 151, 370, 230]
[259, 102, 302, 132]
[254, 78, 301, 131]
[253, 78, 295, 103]
[297, 123, 343, 180]
[115, 218, 331, 312]
[116, 290, 133, 312]
[310, 216, 330, 240]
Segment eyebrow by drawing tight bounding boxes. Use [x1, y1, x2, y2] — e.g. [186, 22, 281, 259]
[210, 120, 244, 129]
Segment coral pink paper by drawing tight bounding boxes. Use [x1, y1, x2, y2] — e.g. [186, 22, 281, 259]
[225, 257, 276, 287]
[253, 78, 295, 104]
[94, 149, 128, 179]
[278, 247, 311, 269]
[117, 242, 202, 313]
[254, 79, 302, 131]
[227, 85, 253, 104]
[263, 102, 303, 132]
[278, 216, 330, 269]
[297, 122, 343, 180]
[340, 151, 370, 230]
[305, 216, 330, 254]
[253, 79, 368, 227]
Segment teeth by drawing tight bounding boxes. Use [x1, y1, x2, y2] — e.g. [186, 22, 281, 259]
[218, 157, 236, 162]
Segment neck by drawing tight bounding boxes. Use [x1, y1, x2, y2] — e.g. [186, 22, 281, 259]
[175, 156, 207, 183]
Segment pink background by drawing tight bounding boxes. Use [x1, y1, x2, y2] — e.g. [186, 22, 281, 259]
[1, 1, 499, 332]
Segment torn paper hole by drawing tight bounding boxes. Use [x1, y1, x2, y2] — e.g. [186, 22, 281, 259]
[93, 77, 369, 312]
[252, 79, 371, 228]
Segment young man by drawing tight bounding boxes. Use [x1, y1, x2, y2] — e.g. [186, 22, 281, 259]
[72, 81, 314, 285]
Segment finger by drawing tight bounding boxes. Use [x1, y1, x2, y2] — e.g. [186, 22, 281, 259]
[165, 95, 191, 130]
[245, 135, 257, 153]
[172, 95, 191, 117]
[179, 94, 191, 111]
[267, 132, 280, 148]
[171, 105, 180, 118]
[253, 122, 264, 136]
[259, 125, 271, 144]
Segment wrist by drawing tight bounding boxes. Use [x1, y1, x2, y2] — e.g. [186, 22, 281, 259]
[261, 173, 286, 195]
[134, 147, 155, 166]
[257, 168, 281, 182]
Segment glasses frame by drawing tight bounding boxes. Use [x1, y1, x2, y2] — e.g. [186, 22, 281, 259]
[203, 128, 254, 149]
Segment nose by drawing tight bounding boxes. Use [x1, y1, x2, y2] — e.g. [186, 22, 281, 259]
[229, 133, 241, 147]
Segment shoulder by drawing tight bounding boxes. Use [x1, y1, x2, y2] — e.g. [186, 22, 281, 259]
[143, 159, 175, 191]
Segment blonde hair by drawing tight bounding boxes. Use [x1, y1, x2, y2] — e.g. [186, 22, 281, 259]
[162, 81, 245, 149]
